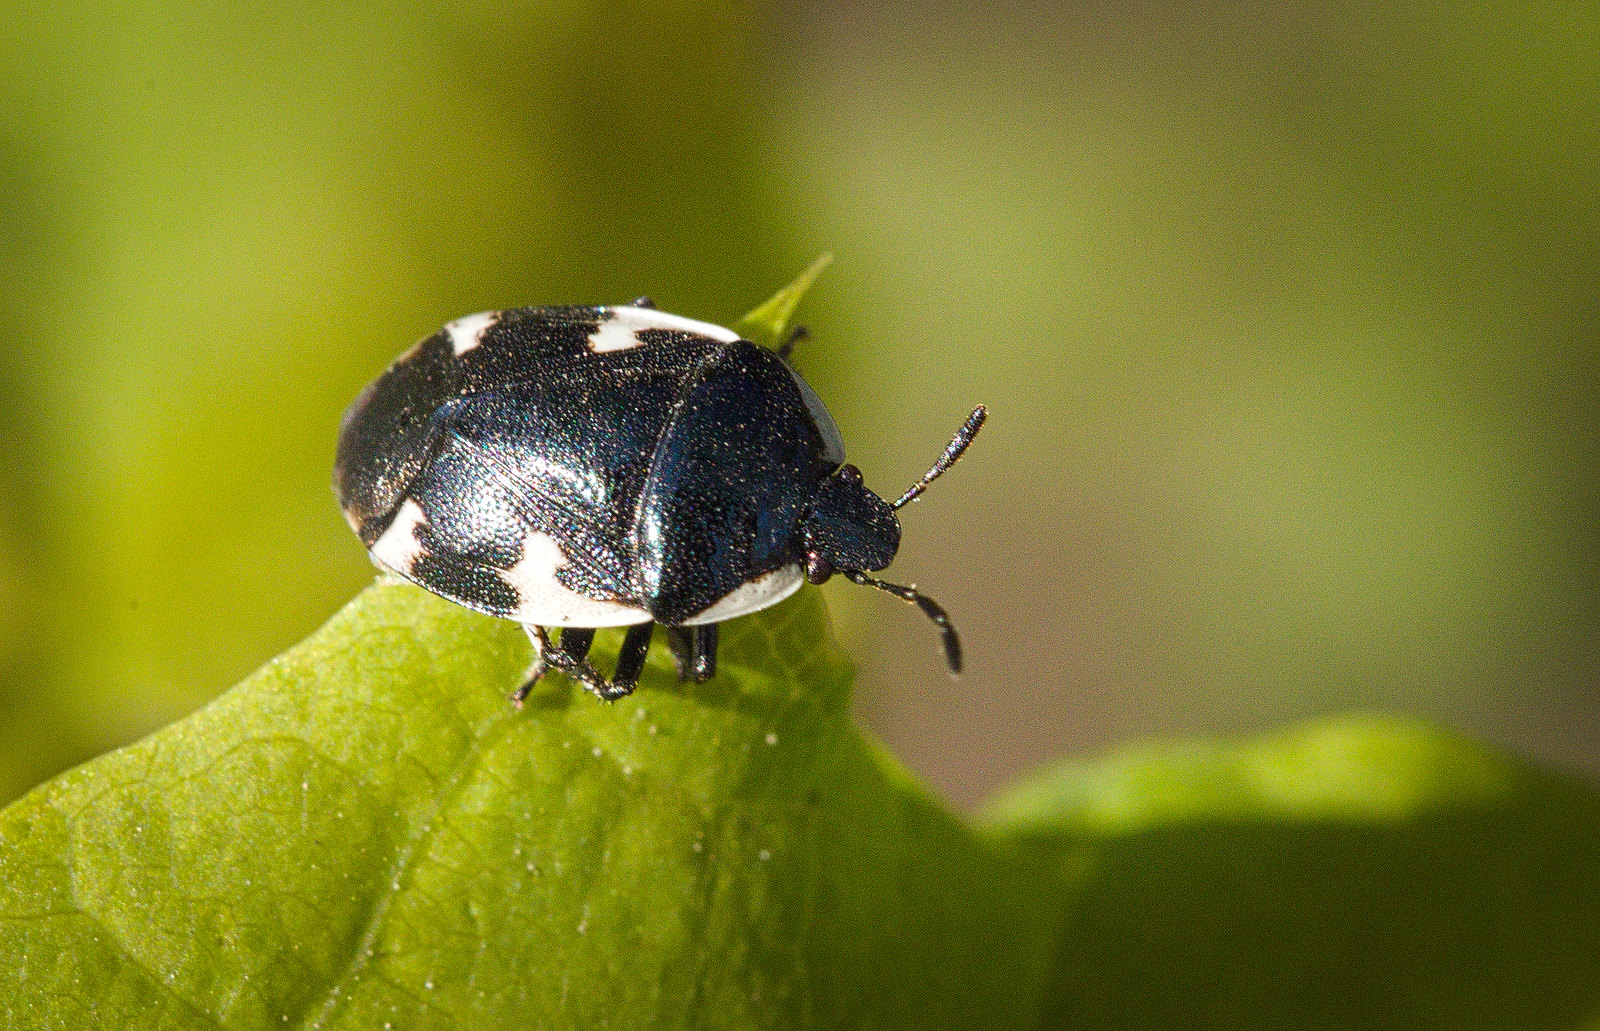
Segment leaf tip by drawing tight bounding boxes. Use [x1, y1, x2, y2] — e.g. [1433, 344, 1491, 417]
[736, 253, 835, 346]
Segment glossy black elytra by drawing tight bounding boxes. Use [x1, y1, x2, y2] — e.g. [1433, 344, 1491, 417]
[334, 302, 985, 701]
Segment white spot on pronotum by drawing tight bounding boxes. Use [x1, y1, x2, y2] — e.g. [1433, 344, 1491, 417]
[586, 306, 741, 353]
[444, 310, 498, 356]
[682, 564, 805, 625]
[369, 498, 430, 577]
[502, 530, 653, 627]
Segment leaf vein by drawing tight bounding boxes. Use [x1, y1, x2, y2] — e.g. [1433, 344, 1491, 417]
[295, 706, 517, 1030]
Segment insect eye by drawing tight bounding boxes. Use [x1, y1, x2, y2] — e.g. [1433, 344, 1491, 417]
[837, 464, 863, 486]
[805, 552, 835, 584]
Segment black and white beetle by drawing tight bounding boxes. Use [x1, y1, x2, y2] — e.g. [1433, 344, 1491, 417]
[334, 301, 985, 701]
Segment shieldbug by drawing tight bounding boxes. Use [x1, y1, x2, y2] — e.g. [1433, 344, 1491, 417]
[334, 300, 984, 701]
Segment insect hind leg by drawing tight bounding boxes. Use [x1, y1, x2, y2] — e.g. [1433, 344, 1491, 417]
[599, 622, 655, 700]
[515, 625, 608, 704]
[516, 622, 663, 703]
[560, 626, 596, 661]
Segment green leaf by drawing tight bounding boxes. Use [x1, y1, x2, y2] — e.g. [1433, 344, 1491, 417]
[734, 253, 833, 347]
[980, 716, 1600, 1030]
[0, 581, 1057, 1030]
[8, 586, 1598, 1030]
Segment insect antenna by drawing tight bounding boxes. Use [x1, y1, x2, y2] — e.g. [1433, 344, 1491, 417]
[891, 405, 988, 510]
[842, 569, 963, 673]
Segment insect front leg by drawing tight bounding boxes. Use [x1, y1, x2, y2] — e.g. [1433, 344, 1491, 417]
[666, 627, 691, 679]
[691, 624, 718, 681]
[665, 624, 717, 683]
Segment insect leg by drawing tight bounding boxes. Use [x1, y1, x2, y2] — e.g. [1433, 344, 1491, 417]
[664, 625, 717, 683]
[560, 626, 596, 662]
[516, 625, 609, 702]
[689, 624, 718, 682]
[600, 622, 656, 701]
[665, 627, 693, 681]
[513, 625, 549, 704]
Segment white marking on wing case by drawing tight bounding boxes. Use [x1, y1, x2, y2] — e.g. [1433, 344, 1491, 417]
[681, 565, 805, 626]
[368, 498, 430, 576]
[587, 306, 742, 354]
[445, 311, 499, 356]
[503, 530, 653, 627]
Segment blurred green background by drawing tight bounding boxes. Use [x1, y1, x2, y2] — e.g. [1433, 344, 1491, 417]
[0, 0, 1595, 808]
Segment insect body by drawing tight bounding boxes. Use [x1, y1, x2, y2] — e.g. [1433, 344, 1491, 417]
[334, 302, 984, 701]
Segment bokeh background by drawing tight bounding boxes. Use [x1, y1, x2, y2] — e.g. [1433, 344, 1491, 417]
[1, 1, 1594, 808]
